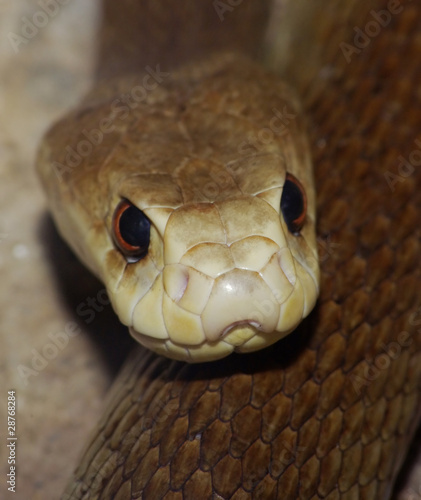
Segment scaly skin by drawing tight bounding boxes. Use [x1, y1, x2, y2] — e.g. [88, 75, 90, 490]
[39, 0, 421, 498]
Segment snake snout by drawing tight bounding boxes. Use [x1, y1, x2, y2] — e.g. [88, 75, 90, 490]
[201, 269, 280, 341]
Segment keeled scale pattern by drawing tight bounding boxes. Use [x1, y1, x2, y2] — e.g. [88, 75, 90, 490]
[63, 1, 421, 499]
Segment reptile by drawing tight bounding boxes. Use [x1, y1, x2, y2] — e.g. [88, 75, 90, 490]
[37, 0, 421, 498]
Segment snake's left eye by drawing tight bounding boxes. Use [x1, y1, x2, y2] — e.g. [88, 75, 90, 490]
[112, 200, 150, 260]
[281, 173, 307, 234]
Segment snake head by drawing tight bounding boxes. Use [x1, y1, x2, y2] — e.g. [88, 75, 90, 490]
[102, 143, 319, 362]
[37, 55, 319, 362]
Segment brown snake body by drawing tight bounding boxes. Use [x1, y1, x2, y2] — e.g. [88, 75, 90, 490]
[39, 0, 421, 498]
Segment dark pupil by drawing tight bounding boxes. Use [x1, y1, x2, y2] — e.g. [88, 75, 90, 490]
[281, 179, 304, 233]
[120, 205, 150, 251]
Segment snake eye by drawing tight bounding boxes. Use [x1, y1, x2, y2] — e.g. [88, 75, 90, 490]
[112, 200, 150, 260]
[281, 173, 307, 234]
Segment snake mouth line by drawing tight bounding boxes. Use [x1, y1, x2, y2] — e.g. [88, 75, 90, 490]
[130, 321, 261, 346]
[220, 320, 261, 338]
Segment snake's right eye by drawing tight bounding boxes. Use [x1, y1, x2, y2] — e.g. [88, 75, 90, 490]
[112, 200, 150, 261]
[281, 173, 307, 235]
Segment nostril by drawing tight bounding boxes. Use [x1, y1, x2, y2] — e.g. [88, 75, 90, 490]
[163, 265, 189, 302]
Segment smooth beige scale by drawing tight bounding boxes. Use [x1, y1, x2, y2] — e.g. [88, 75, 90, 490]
[37, 54, 320, 362]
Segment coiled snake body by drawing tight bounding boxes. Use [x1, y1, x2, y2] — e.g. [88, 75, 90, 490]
[37, 1, 421, 498]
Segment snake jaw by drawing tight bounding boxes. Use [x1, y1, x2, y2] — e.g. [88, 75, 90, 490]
[126, 238, 318, 361]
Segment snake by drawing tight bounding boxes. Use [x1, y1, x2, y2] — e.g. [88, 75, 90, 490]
[37, 0, 421, 498]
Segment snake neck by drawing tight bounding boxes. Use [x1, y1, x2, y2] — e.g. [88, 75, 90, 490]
[96, 0, 273, 80]
[95, 0, 399, 96]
